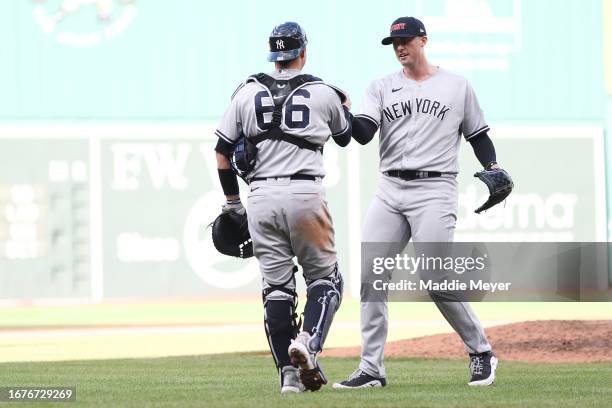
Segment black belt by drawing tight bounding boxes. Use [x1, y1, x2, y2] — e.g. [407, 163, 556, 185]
[384, 170, 442, 180]
[250, 174, 318, 182]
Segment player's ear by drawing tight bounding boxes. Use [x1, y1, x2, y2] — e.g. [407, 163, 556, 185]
[421, 36, 428, 47]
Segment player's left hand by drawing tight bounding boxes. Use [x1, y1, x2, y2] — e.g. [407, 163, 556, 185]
[473, 167, 513, 214]
[222, 198, 246, 216]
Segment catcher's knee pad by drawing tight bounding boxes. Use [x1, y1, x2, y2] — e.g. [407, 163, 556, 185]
[302, 265, 343, 353]
[263, 276, 299, 368]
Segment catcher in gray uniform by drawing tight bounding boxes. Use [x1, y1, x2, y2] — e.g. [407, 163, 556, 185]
[214, 22, 352, 394]
[333, 17, 512, 389]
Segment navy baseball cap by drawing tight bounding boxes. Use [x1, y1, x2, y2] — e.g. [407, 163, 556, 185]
[381, 17, 427, 45]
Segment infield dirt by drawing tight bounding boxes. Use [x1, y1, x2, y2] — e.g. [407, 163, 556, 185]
[323, 320, 612, 363]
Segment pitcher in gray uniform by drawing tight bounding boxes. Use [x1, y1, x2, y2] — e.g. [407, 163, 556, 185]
[333, 17, 507, 389]
[214, 22, 352, 394]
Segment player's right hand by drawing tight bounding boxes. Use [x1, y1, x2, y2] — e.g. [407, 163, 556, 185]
[342, 94, 352, 110]
[222, 199, 246, 216]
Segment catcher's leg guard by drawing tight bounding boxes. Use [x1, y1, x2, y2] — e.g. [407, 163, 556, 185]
[263, 269, 300, 369]
[302, 264, 343, 353]
[288, 265, 342, 391]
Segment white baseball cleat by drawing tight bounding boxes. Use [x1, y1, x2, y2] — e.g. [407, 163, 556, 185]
[468, 351, 498, 386]
[288, 332, 327, 391]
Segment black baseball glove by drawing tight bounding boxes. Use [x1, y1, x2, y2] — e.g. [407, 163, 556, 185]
[473, 168, 514, 214]
[211, 210, 254, 258]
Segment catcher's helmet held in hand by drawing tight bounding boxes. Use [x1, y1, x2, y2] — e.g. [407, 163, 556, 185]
[268, 21, 308, 62]
[211, 212, 254, 258]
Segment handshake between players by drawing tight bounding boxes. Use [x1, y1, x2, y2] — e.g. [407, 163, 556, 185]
[212, 17, 512, 393]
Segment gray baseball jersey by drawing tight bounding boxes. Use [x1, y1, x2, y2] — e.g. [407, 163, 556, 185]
[356, 68, 488, 173]
[354, 67, 493, 380]
[215, 69, 349, 179]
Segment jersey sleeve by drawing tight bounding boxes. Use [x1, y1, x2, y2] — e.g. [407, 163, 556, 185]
[327, 93, 349, 136]
[356, 80, 382, 128]
[461, 80, 489, 141]
[214, 90, 243, 144]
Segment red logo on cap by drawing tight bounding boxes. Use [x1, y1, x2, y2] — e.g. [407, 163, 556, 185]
[391, 23, 406, 31]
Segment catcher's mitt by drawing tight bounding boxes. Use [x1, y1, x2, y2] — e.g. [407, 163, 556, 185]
[473, 169, 514, 214]
[211, 211, 254, 258]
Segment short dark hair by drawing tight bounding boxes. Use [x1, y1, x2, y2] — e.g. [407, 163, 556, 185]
[276, 59, 294, 68]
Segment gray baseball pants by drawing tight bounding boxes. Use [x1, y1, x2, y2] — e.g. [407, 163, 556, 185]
[359, 175, 491, 378]
[247, 177, 337, 295]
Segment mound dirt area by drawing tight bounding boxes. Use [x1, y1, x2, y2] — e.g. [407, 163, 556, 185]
[324, 320, 612, 363]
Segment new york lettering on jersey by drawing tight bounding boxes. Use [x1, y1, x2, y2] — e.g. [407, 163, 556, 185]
[357, 68, 488, 174]
[382, 97, 451, 123]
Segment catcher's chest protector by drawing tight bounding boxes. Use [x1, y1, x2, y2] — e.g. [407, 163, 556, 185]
[230, 73, 322, 180]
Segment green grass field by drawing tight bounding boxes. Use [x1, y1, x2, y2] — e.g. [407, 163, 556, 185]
[1, 300, 610, 362]
[1, 354, 610, 407]
[1, 300, 610, 328]
[1, 301, 610, 406]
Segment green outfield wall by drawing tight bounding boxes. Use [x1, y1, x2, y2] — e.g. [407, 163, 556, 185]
[0, 0, 604, 121]
[0, 0, 609, 300]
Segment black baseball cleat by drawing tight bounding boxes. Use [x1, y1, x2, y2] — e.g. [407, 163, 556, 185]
[468, 351, 498, 386]
[332, 369, 387, 389]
